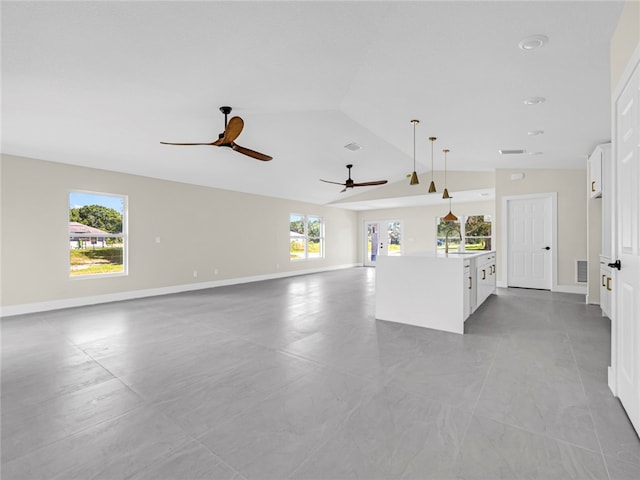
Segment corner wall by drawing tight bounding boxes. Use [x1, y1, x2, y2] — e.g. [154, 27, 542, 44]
[0, 155, 358, 314]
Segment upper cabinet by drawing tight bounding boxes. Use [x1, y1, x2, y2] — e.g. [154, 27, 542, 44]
[597, 143, 613, 258]
[589, 146, 603, 198]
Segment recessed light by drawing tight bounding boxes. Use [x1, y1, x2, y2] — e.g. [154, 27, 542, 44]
[519, 35, 548, 51]
[523, 97, 546, 105]
[344, 142, 362, 151]
[528, 130, 544, 136]
[499, 149, 526, 155]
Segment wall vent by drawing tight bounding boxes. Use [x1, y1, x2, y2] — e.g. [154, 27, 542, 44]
[576, 260, 588, 283]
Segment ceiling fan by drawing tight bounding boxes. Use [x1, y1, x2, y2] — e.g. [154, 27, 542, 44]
[160, 106, 272, 161]
[320, 164, 388, 193]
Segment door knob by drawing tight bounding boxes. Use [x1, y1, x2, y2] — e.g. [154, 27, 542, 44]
[608, 260, 621, 271]
[542, 246, 550, 250]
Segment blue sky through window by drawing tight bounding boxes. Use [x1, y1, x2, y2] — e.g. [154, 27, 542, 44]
[69, 192, 124, 214]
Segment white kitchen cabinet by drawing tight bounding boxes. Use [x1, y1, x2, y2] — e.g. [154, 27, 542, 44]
[589, 146, 603, 198]
[599, 144, 613, 258]
[375, 251, 495, 334]
[475, 252, 496, 308]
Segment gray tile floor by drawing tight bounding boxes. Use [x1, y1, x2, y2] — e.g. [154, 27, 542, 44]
[2, 268, 639, 479]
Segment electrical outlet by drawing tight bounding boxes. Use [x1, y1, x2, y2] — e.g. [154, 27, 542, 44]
[214, 268, 219, 275]
[193, 270, 198, 278]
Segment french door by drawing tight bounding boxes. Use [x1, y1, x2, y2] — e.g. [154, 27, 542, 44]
[364, 220, 402, 267]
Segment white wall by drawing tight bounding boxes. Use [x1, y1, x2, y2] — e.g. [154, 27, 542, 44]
[611, 0, 640, 93]
[0, 154, 358, 312]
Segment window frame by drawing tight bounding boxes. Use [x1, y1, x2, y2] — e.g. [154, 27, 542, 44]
[290, 213, 324, 261]
[436, 214, 492, 252]
[69, 190, 128, 279]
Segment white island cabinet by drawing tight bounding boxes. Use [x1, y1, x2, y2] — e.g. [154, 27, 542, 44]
[375, 251, 496, 335]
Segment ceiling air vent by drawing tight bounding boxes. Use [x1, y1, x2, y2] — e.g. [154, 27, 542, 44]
[499, 149, 527, 155]
[344, 142, 362, 151]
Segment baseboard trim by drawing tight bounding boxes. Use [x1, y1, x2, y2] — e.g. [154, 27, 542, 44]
[553, 284, 588, 295]
[1, 263, 360, 317]
[495, 281, 587, 295]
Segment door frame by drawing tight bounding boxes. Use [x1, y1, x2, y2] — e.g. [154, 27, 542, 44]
[608, 42, 640, 428]
[501, 192, 558, 291]
[363, 219, 403, 266]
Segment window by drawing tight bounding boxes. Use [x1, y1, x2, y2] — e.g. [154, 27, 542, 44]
[290, 213, 324, 260]
[69, 191, 127, 277]
[436, 215, 492, 252]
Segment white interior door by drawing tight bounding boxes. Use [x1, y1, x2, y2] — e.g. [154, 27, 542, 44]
[614, 61, 640, 435]
[506, 195, 553, 290]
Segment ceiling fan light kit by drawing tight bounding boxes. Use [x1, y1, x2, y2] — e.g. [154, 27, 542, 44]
[160, 106, 272, 161]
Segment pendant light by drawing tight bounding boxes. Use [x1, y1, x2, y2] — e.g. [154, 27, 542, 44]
[428, 137, 437, 193]
[409, 119, 420, 185]
[442, 148, 451, 199]
[443, 198, 458, 221]
[443, 148, 457, 220]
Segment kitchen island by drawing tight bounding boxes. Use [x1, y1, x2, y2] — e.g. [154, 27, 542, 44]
[375, 251, 496, 334]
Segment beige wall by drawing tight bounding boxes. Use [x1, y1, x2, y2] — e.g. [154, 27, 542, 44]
[611, 0, 640, 93]
[356, 201, 495, 261]
[495, 169, 587, 289]
[0, 154, 358, 308]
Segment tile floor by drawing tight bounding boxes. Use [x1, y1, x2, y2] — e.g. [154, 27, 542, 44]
[1, 268, 639, 479]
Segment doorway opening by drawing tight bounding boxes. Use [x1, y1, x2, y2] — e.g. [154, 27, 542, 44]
[364, 220, 402, 267]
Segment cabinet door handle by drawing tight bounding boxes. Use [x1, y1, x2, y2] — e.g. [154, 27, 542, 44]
[468, 276, 472, 290]
[602, 274, 606, 287]
[482, 269, 486, 280]
[591, 180, 596, 192]
[606, 277, 612, 292]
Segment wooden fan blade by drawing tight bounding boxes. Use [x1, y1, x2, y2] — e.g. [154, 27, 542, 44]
[221, 116, 244, 144]
[320, 179, 347, 186]
[352, 180, 388, 187]
[160, 141, 217, 146]
[231, 143, 272, 161]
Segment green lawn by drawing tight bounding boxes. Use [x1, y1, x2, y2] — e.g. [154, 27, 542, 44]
[70, 247, 124, 276]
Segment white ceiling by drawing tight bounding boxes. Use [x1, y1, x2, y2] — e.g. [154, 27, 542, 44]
[1, 1, 623, 207]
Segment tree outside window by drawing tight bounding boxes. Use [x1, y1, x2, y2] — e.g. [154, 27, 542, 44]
[436, 215, 492, 252]
[290, 213, 324, 260]
[69, 191, 127, 276]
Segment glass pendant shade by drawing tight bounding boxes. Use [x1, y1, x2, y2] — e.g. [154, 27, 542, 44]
[428, 137, 437, 193]
[409, 119, 420, 185]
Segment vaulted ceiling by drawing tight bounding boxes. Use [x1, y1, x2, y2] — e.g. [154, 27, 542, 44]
[1, 1, 623, 206]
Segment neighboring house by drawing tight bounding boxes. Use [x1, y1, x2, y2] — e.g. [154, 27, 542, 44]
[69, 222, 110, 249]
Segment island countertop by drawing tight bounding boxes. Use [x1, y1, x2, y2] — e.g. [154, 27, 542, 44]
[374, 251, 496, 334]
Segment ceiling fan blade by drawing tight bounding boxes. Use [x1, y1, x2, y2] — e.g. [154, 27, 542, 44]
[320, 179, 346, 186]
[352, 180, 388, 187]
[231, 143, 272, 161]
[340, 187, 347, 193]
[160, 141, 217, 146]
[221, 116, 244, 144]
